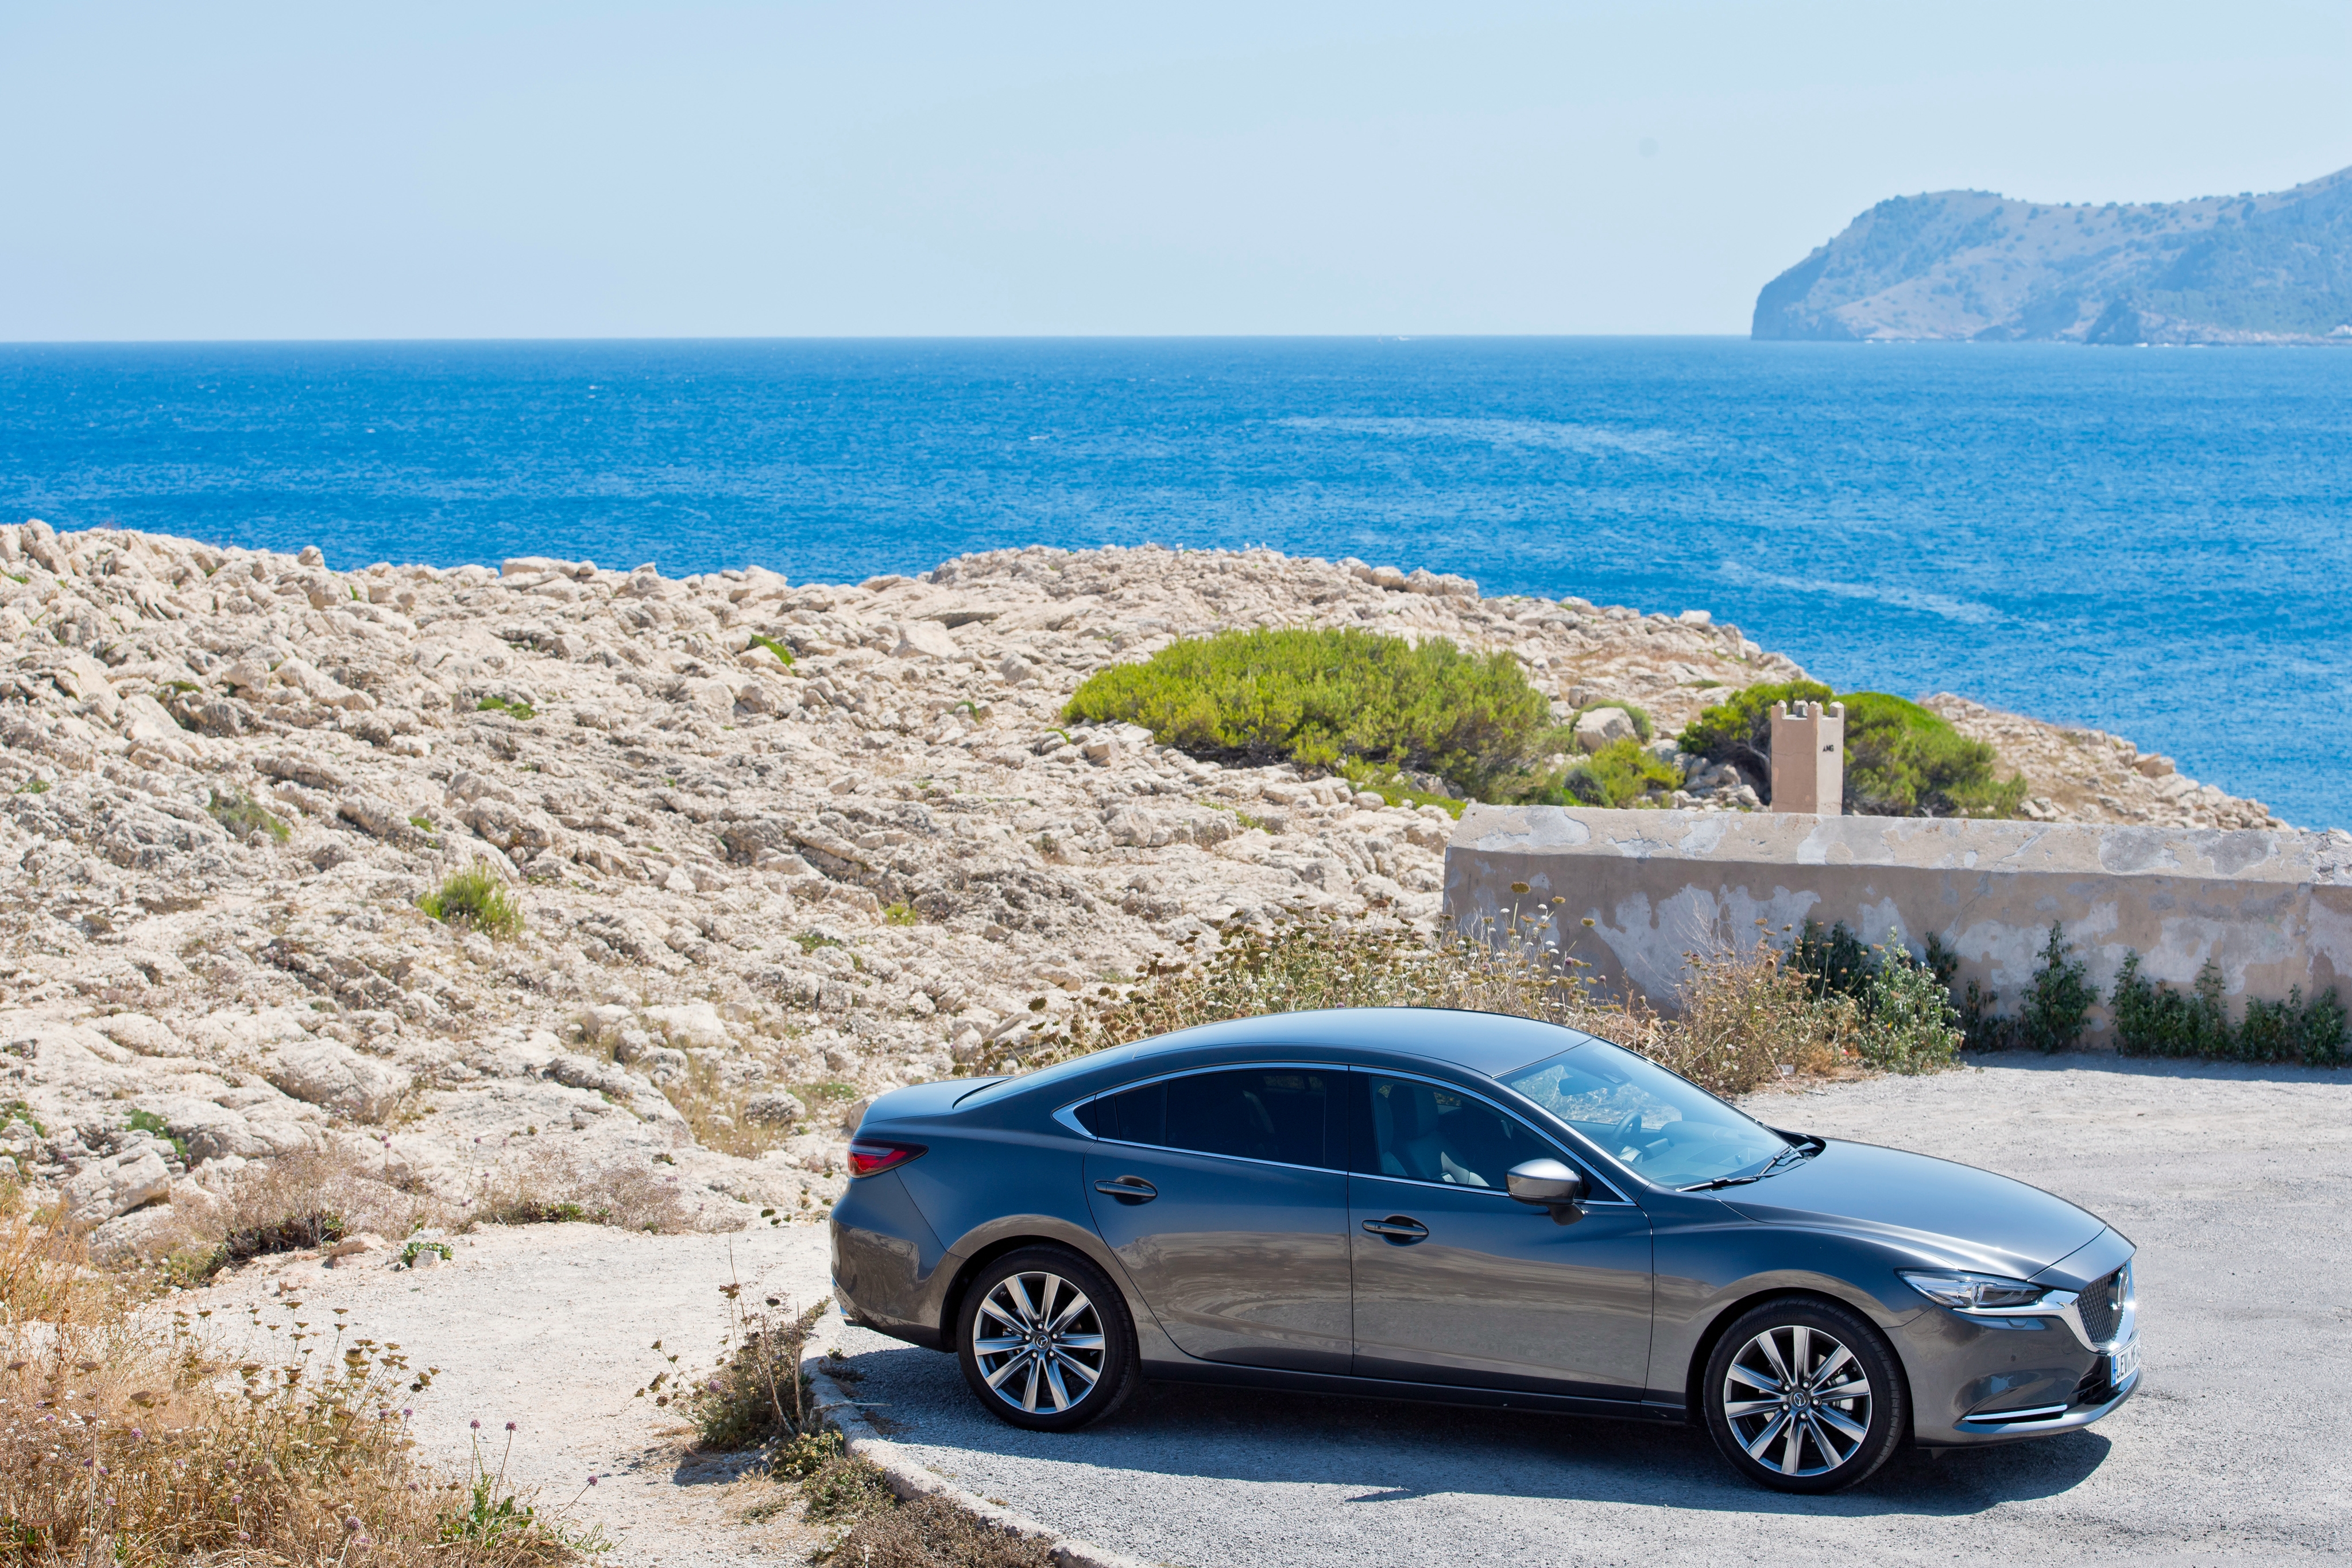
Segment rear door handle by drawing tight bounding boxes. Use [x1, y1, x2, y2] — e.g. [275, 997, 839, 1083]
[1094, 1176, 1157, 1204]
[1361, 1216, 1429, 1244]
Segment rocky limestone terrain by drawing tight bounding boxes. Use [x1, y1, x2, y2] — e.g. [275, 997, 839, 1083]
[0, 520, 2301, 1260]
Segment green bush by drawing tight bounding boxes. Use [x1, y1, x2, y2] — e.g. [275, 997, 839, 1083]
[1784, 920, 1962, 1071]
[419, 862, 525, 938]
[2110, 953, 2347, 1064]
[474, 694, 536, 721]
[1065, 628, 1556, 800]
[1952, 922, 2098, 1052]
[1677, 682, 2026, 818]
[1526, 738, 1681, 809]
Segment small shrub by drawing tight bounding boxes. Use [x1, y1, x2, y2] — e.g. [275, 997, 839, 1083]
[774, 1427, 846, 1480]
[2111, 952, 2347, 1064]
[420, 862, 525, 939]
[223, 1209, 346, 1261]
[800, 1453, 898, 1525]
[881, 901, 919, 926]
[401, 1238, 455, 1267]
[1064, 626, 1557, 800]
[15, 779, 49, 795]
[475, 694, 537, 721]
[1530, 737, 1680, 809]
[206, 786, 290, 843]
[747, 632, 796, 666]
[1961, 922, 2099, 1052]
[794, 930, 844, 954]
[682, 1297, 826, 1450]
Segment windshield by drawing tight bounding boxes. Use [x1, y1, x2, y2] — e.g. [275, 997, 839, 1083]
[1498, 1039, 1791, 1188]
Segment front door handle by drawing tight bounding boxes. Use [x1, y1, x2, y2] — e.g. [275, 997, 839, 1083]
[1361, 1216, 1429, 1244]
[1094, 1176, 1157, 1204]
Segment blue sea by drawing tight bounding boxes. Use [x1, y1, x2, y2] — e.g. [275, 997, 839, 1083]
[2, 338, 2346, 828]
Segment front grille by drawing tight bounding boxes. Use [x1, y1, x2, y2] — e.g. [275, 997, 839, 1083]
[2073, 1365, 2114, 1407]
[2075, 1267, 2122, 1344]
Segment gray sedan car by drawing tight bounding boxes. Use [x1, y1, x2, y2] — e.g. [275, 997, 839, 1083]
[831, 1008, 2138, 1493]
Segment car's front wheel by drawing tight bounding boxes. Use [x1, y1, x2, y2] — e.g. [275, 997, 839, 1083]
[956, 1245, 1139, 1431]
[1703, 1296, 1908, 1493]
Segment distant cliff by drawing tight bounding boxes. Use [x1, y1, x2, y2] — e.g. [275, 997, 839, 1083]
[1754, 165, 2352, 344]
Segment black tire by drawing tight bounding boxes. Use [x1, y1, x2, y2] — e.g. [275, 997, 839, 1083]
[1701, 1296, 1908, 1494]
[956, 1245, 1139, 1432]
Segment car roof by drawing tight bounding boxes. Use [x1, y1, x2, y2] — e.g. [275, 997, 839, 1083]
[1136, 1006, 1597, 1080]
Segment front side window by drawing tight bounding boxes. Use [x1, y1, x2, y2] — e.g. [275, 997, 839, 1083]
[1084, 1067, 1338, 1169]
[1500, 1038, 1790, 1187]
[1354, 1075, 1559, 1190]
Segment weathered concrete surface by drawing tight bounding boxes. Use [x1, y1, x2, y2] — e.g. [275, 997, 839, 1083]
[1445, 807, 2352, 1026]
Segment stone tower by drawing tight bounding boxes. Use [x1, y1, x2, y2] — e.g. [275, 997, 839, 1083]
[1769, 700, 1845, 815]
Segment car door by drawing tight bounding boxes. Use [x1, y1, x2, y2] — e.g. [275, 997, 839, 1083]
[1348, 1070, 1654, 1399]
[1079, 1063, 1352, 1373]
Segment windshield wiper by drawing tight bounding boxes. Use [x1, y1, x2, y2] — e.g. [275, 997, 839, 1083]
[1680, 1139, 1817, 1192]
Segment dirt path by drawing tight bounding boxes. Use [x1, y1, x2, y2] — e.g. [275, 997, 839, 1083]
[191, 1219, 840, 1566]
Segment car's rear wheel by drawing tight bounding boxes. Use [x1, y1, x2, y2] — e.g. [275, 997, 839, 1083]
[956, 1245, 1139, 1431]
[1703, 1297, 1907, 1493]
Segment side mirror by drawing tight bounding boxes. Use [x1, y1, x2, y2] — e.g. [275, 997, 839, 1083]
[1507, 1158, 1587, 1224]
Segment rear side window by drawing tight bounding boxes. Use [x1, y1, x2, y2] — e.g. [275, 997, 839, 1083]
[1086, 1068, 1339, 1169]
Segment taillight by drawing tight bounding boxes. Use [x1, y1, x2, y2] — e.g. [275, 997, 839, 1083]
[846, 1138, 926, 1178]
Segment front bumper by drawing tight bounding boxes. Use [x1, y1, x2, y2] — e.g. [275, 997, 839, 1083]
[1901, 1303, 2141, 1448]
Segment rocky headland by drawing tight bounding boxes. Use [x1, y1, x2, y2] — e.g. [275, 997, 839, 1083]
[0, 520, 2296, 1260]
[1754, 163, 2352, 344]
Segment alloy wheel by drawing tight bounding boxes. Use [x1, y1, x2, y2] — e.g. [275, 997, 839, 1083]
[972, 1270, 1109, 1415]
[1720, 1323, 1875, 1478]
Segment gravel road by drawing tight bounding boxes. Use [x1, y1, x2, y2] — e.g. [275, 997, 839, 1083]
[833, 1054, 2352, 1566]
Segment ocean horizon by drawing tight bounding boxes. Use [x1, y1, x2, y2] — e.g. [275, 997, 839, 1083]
[4, 336, 2346, 828]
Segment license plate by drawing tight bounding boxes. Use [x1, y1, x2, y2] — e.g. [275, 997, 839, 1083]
[2107, 1335, 2141, 1389]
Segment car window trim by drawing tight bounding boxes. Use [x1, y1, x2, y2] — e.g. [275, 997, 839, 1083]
[1351, 1067, 1633, 1206]
[1057, 1059, 1351, 1173]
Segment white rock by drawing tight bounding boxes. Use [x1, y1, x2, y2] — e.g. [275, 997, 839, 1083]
[264, 1043, 412, 1122]
[61, 1147, 172, 1233]
[893, 620, 961, 660]
[1574, 707, 1637, 752]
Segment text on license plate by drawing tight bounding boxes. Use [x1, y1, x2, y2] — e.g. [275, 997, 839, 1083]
[2107, 1336, 2141, 1388]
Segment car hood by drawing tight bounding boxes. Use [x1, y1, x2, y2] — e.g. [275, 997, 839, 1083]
[1717, 1139, 2107, 1279]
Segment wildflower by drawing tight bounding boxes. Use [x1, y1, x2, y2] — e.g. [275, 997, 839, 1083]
[505, 1420, 517, 1431]
[587, 1474, 598, 1486]
[470, 1418, 481, 1429]
[345, 1517, 363, 1532]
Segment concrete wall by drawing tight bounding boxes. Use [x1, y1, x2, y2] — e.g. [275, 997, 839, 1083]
[1444, 806, 2352, 1030]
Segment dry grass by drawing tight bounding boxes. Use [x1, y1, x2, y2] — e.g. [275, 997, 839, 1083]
[987, 899, 1947, 1099]
[657, 1056, 800, 1162]
[462, 1145, 707, 1234]
[0, 1210, 592, 1565]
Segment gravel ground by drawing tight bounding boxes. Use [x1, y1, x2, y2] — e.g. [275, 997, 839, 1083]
[832, 1054, 2352, 1567]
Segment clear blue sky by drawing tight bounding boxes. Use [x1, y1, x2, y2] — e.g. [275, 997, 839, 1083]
[5, 1, 2347, 339]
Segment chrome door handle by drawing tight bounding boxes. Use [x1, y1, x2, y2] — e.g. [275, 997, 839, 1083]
[1361, 1216, 1429, 1244]
[1094, 1176, 1157, 1203]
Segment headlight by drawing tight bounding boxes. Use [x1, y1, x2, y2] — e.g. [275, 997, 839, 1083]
[1898, 1269, 2061, 1312]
